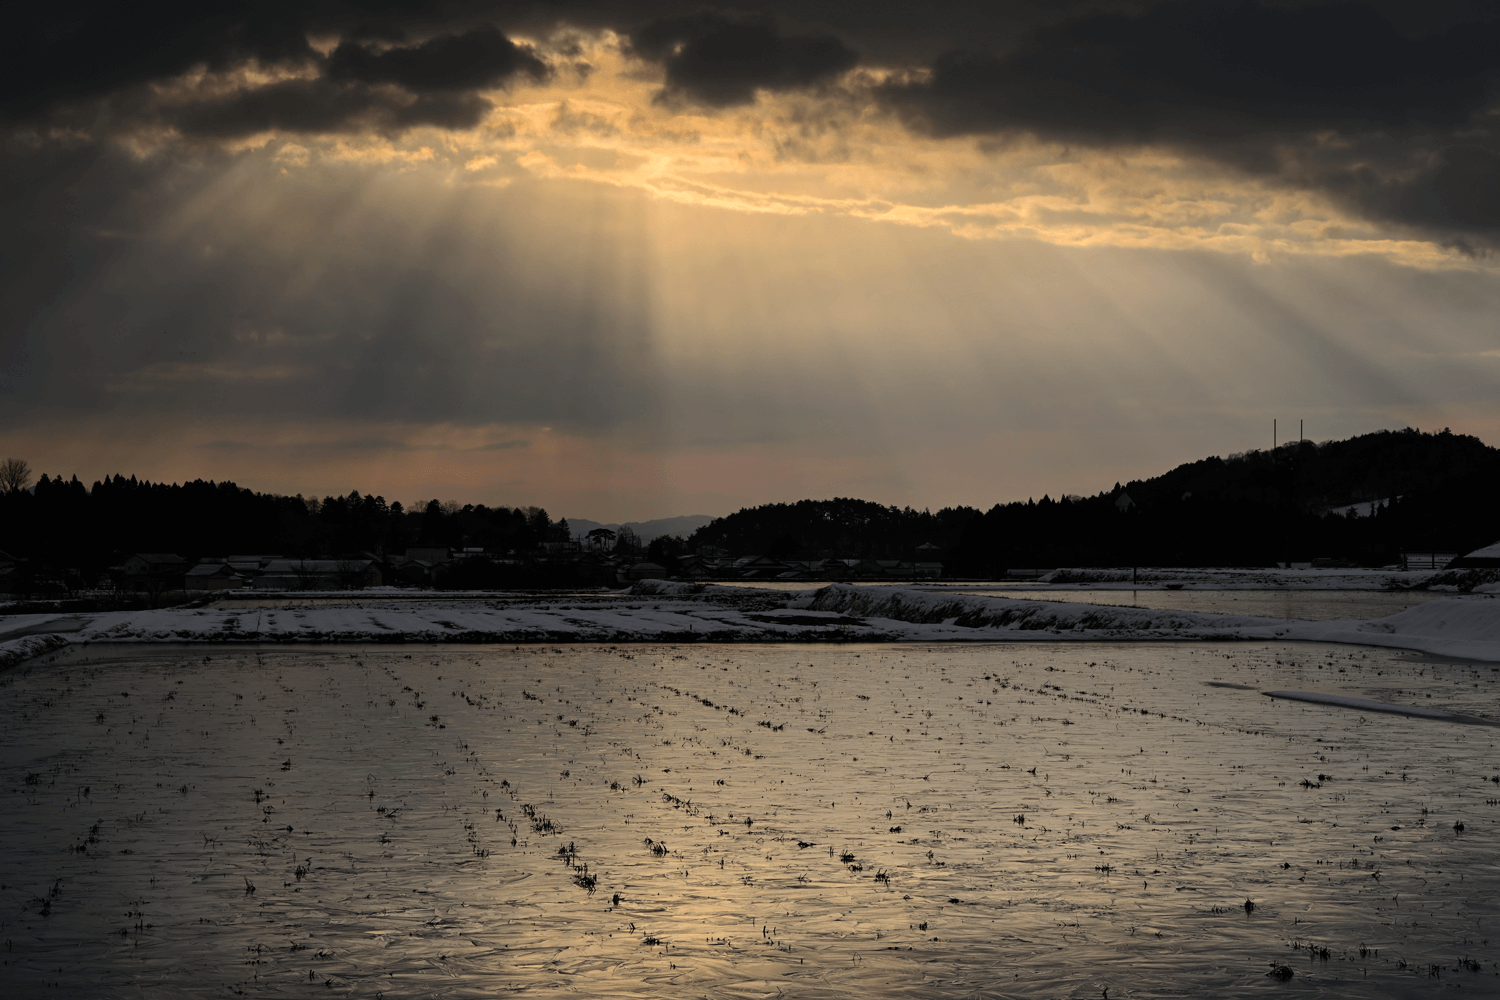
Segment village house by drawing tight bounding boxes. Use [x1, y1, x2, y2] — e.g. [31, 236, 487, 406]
[253, 558, 382, 590]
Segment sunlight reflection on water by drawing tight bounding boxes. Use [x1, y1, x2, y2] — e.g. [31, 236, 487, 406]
[3, 641, 1498, 997]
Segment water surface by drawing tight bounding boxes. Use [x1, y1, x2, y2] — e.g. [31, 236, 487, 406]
[3, 641, 1498, 997]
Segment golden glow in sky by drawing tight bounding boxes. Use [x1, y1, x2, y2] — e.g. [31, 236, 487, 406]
[6, 8, 1500, 519]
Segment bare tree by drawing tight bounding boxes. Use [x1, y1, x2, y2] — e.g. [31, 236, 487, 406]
[0, 457, 31, 493]
[335, 558, 367, 590]
[138, 568, 174, 609]
[291, 558, 320, 591]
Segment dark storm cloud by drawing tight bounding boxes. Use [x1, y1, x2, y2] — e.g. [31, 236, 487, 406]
[627, 10, 858, 107]
[167, 78, 494, 137]
[326, 25, 549, 92]
[885, 2, 1499, 140]
[2, 2, 548, 137]
[168, 23, 549, 138]
[7, 1, 1500, 242]
[1, 2, 318, 117]
[880, 0, 1500, 242]
[1360, 147, 1500, 236]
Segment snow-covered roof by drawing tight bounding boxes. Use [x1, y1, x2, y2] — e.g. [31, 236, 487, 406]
[186, 563, 238, 577]
[1462, 540, 1500, 560]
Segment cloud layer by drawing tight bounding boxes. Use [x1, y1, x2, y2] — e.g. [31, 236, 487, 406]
[628, 10, 858, 107]
[881, 1, 1500, 243]
[6, 2, 1500, 517]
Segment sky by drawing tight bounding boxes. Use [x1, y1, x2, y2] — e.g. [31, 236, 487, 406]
[4, 0, 1500, 522]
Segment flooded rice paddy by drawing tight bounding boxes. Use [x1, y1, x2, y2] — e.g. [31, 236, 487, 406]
[3, 640, 1499, 998]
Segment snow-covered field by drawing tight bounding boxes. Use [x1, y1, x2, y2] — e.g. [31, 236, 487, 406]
[2, 582, 1499, 669]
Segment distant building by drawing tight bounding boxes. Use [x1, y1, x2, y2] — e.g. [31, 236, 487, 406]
[184, 562, 248, 591]
[625, 562, 669, 581]
[253, 558, 382, 590]
[122, 553, 188, 592]
[731, 555, 789, 579]
[123, 553, 188, 577]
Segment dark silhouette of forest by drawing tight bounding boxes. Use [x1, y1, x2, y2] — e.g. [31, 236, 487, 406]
[0, 478, 569, 592]
[684, 498, 978, 561]
[682, 429, 1497, 573]
[951, 428, 1500, 574]
[0, 427, 1493, 593]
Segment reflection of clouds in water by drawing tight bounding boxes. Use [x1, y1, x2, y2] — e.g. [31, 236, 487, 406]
[3, 641, 1495, 996]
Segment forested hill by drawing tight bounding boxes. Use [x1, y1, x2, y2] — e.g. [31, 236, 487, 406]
[1120, 428, 1496, 511]
[683, 499, 979, 561]
[950, 428, 1498, 573]
[683, 429, 1498, 571]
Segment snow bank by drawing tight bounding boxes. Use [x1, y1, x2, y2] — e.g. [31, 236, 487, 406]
[802, 584, 1500, 661]
[803, 583, 1287, 634]
[1264, 597, 1500, 661]
[0, 633, 70, 670]
[0, 586, 1495, 668]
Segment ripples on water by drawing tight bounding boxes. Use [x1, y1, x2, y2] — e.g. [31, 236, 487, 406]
[2, 641, 1498, 998]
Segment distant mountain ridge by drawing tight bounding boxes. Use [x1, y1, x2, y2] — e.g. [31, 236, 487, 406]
[566, 515, 716, 545]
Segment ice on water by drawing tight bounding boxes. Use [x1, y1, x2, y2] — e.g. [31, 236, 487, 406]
[3, 640, 1498, 997]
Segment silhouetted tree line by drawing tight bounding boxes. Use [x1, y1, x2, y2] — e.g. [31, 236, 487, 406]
[0, 428, 1492, 591]
[685, 498, 979, 560]
[949, 428, 1500, 574]
[682, 430, 1499, 574]
[0, 474, 570, 590]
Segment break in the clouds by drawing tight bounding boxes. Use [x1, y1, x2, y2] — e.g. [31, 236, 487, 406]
[8, 2, 1500, 244]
